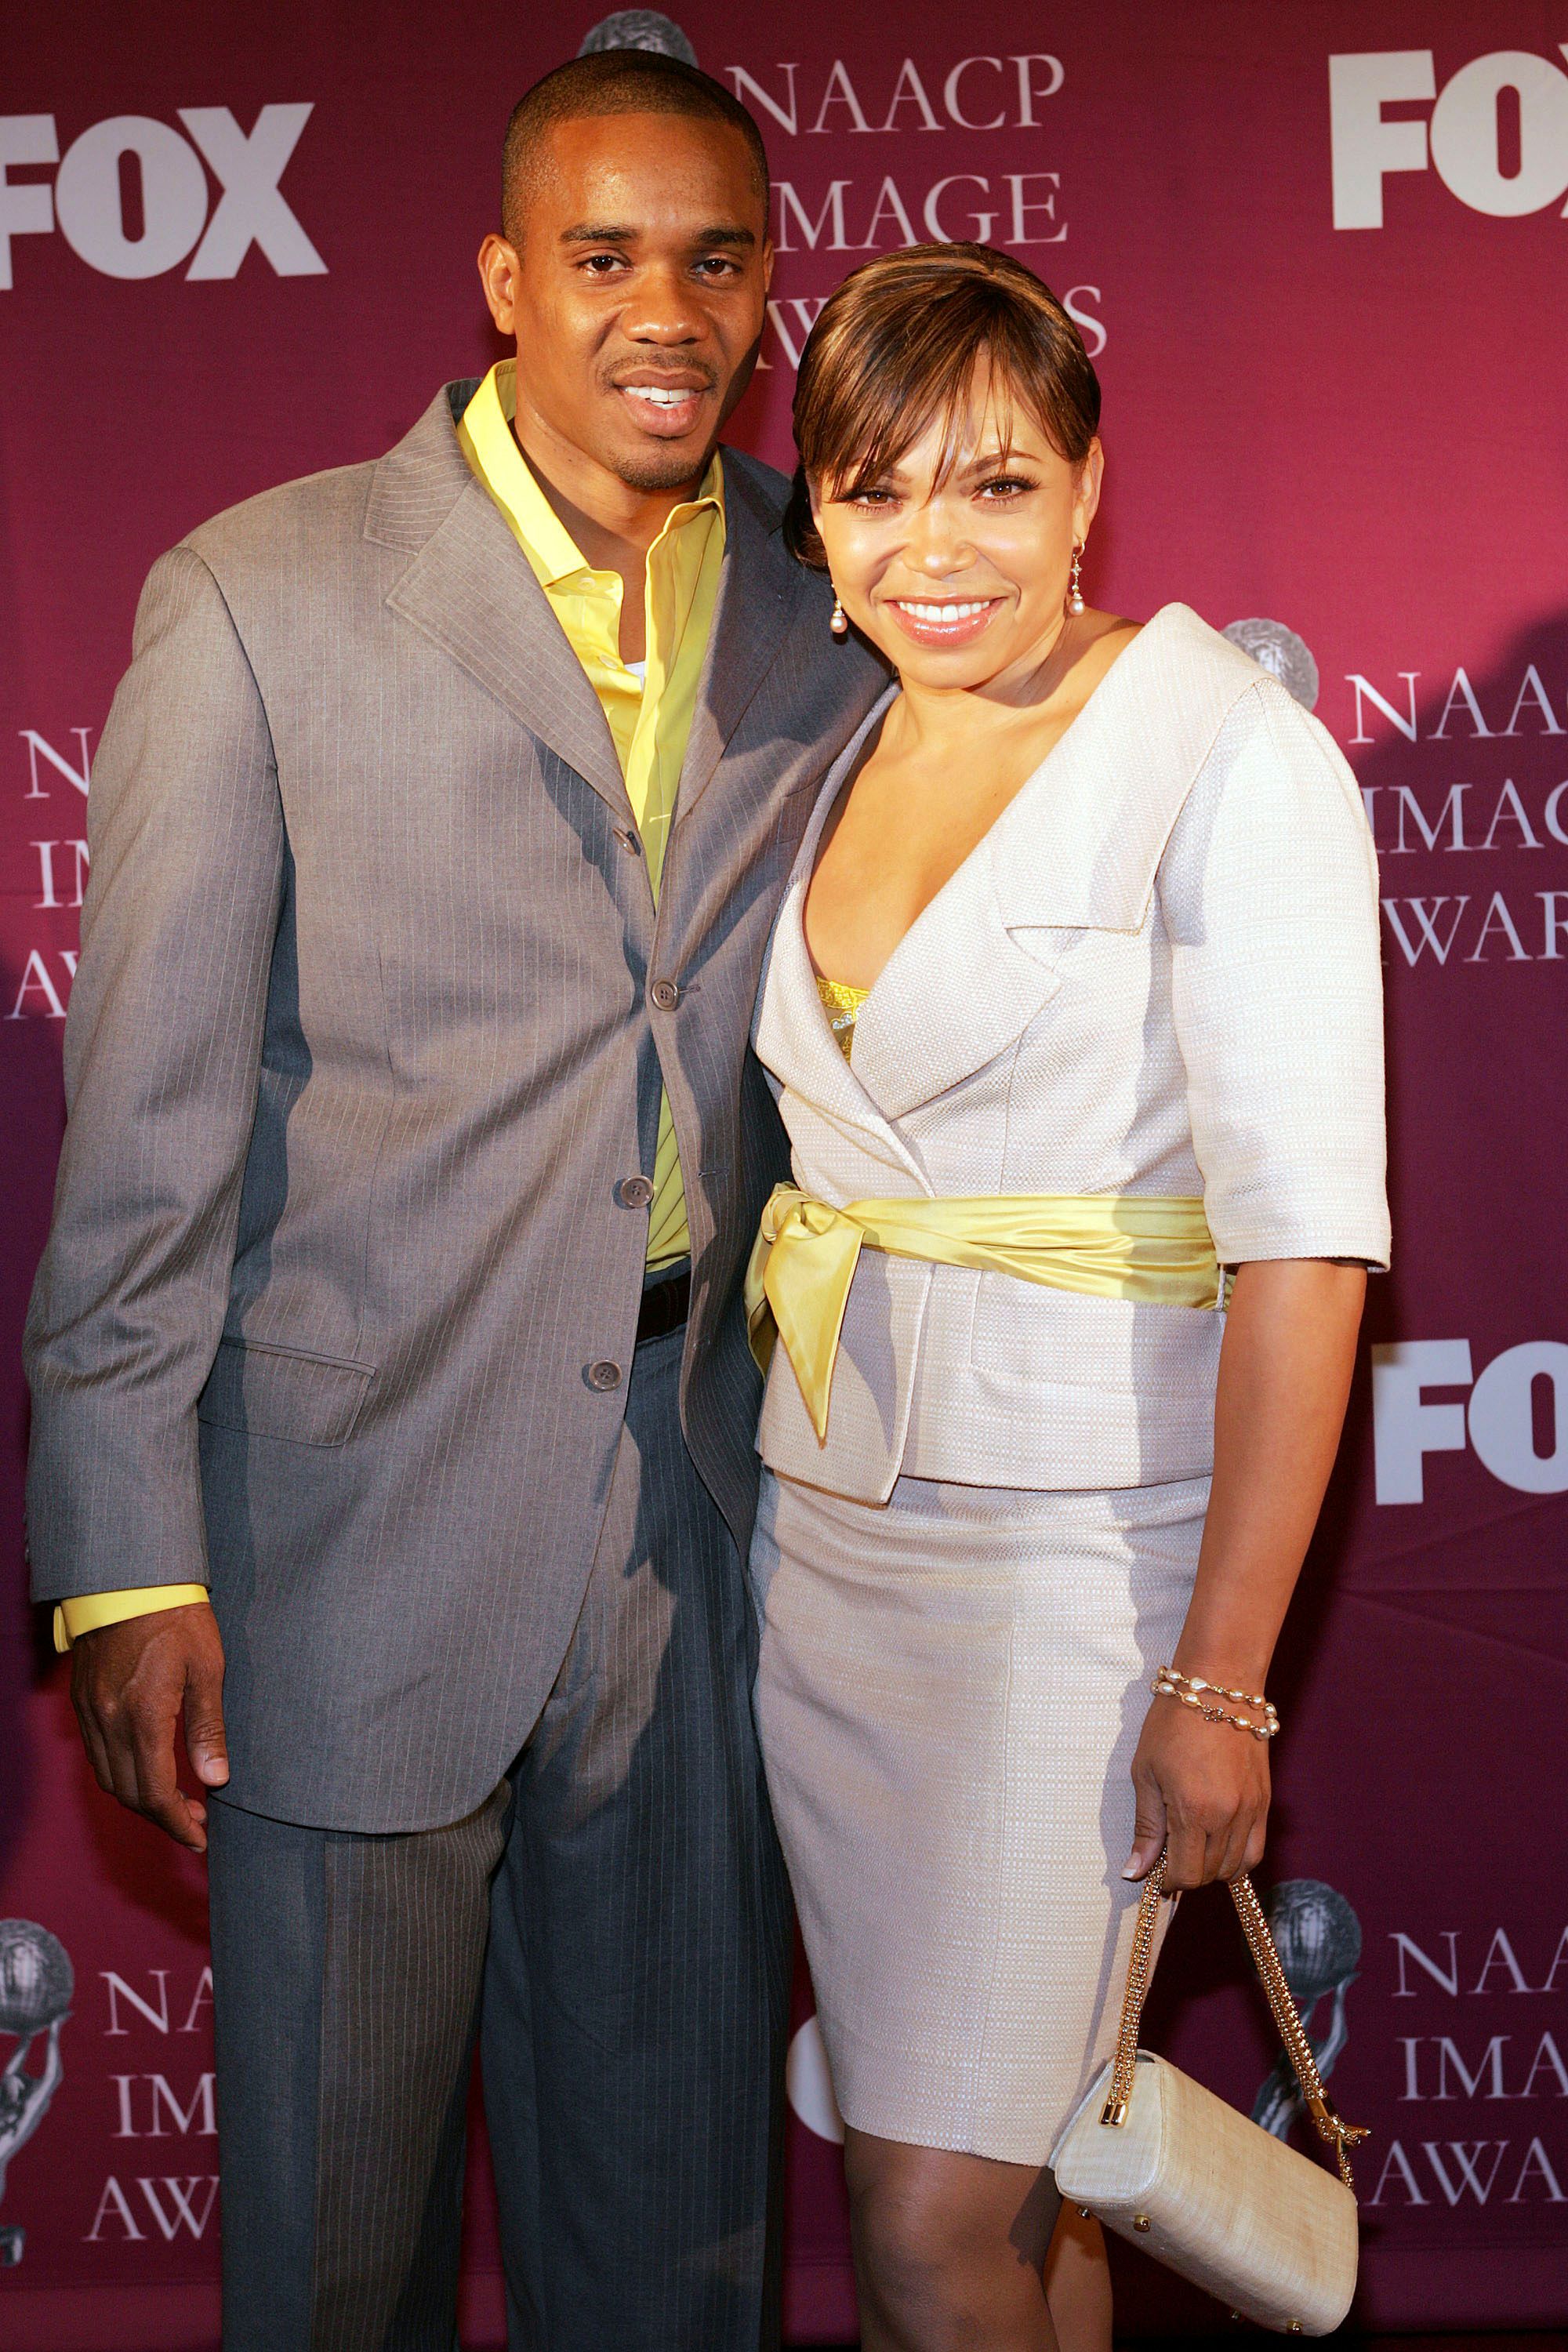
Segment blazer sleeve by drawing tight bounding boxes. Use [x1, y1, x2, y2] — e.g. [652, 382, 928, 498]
[1158, 678, 1391, 1269]
[23, 546, 285, 1602]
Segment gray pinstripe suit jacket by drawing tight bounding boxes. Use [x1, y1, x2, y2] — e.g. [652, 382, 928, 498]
[24, 381, 887, 1831]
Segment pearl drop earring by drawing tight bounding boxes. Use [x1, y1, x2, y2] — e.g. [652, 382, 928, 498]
[1066, 543, 1085, 617]
[829, 595, 849, 638]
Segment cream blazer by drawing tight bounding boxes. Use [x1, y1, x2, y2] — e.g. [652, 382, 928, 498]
[752, 603, 1390, 1501]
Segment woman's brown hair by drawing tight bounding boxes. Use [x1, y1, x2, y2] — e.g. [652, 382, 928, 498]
[784, 243, 1101, 568]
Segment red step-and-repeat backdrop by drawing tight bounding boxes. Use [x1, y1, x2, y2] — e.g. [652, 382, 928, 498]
[2, 5, 1564, 2344]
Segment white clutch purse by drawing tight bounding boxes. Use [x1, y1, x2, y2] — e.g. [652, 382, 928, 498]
[1050, 1853, 1369, 2338]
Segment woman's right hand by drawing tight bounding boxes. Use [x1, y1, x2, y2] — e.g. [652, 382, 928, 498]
[1123, 1693, 1271, 1890]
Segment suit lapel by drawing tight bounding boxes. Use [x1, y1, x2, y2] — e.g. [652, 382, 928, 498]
[673, 451, 804, 826]
[369, 387, 629, 818]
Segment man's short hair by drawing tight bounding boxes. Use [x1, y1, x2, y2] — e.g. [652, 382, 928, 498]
[502, 53, 769, 245]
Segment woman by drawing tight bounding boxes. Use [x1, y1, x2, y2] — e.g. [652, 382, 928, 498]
[745, 245, 1388, 2352]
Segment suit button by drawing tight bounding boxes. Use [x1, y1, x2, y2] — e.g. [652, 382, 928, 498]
[585, 1359, 623, 1392]
[651, 978, 681, 1011]
[617, 1175, 655, 1210]
[613, 827, 641, 855]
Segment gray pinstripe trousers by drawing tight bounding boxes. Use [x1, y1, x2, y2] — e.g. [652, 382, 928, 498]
[207, 1325, 792, 2350]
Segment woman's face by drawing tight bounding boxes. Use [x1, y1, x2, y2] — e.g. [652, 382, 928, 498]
[811, 370, 1102, 693]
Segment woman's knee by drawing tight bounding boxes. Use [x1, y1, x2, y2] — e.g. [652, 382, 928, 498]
[845, 2134, 1056, 2332]
[851, 2162, 971, 2303]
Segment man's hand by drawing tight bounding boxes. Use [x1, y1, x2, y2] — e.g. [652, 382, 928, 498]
[71, 1604, 228, 1853]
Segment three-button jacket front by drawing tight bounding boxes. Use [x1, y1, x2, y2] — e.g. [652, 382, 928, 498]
[651, 978, 681, 1011]
[617, 1175, 655, 1210]
[585, 1360, 623, 1392]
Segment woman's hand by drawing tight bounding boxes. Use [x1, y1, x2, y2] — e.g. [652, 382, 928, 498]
[1123, 1697, 1270, 1889]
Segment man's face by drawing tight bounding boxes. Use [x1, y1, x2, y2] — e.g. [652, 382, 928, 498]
[481, 111, 771, 494]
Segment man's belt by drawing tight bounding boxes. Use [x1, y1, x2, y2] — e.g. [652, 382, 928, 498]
[637, 1267, 691, 1346]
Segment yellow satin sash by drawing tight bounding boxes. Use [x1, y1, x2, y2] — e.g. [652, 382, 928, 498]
[745, 1183, 1223, 1441]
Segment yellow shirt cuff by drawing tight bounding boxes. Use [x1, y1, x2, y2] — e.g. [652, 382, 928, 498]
[53, 1585, 211, 1654]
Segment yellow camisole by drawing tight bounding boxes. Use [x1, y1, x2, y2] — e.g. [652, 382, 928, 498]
[816, 976, 869, 1058]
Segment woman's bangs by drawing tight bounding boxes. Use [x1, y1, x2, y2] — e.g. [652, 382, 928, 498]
[822, 329, 1022, 499]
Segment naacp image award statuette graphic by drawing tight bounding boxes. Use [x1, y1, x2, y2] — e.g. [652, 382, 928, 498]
[1251, 1880, 1362, 2139]
[578, 11, 698, 64]
[0, 1920, 74, 2265]
[1222, 619, 1322, 713]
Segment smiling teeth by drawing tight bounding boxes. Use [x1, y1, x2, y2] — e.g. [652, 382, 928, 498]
[624, 386, 692, 405]
[898, 601, 989, 622]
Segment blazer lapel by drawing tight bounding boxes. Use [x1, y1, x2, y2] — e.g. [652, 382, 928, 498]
[849, 858, 1062, 1122]
[369, 386, 629, 817]
[673, 450, 804, 826]
[753, 699, 931, 1191]
[853, 604, 1268, 1119]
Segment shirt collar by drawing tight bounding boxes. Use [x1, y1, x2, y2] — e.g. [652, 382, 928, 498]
[461, 359, 724, 588]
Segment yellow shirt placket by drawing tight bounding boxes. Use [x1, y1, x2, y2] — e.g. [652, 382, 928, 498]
[457, 359, 725, 1275]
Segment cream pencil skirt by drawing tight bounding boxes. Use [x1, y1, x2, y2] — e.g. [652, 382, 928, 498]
[750, 1465, 1208, 2167]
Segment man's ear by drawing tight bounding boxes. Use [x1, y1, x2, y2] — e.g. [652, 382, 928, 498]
[760, 236, 775, 297]
[477, 233, 521, 338]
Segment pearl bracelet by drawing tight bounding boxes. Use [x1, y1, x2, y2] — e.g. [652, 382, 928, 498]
[1151, 1664, 1279, 1740]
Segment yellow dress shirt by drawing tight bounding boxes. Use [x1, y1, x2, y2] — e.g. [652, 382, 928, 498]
[56, 361, 725, 1652]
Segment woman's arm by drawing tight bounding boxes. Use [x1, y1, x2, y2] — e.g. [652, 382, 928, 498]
[1123, 1257, 1367, 1890]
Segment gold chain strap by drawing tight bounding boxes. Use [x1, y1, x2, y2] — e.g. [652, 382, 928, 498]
[1100, 1850, 1370, 2191]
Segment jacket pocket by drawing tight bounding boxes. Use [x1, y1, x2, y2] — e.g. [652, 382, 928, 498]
[197, 1337, 376, 1448]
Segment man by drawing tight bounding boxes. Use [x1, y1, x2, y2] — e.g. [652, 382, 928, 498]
[24, 53, 884, 2350]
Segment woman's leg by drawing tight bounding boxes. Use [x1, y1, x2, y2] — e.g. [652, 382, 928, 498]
[844, 2126, 1063, 2352]
[1044, 2205, 1113, 2352]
